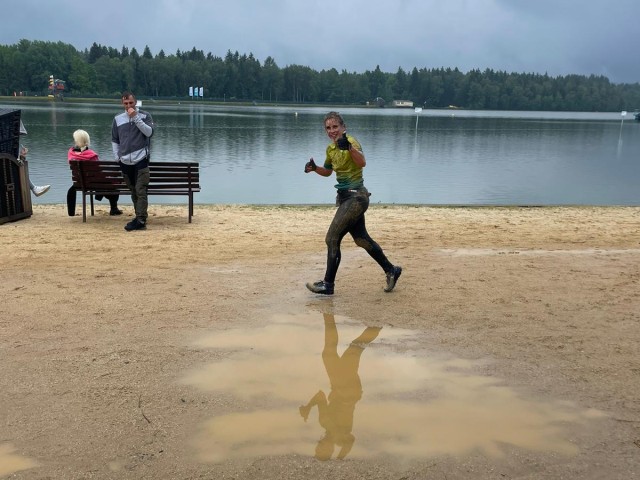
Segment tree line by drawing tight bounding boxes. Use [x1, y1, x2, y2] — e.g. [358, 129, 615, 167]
[1, 39, 639, 111]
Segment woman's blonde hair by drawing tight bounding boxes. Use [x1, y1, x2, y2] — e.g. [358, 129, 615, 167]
[324, 111, 345, 126]
[72, 129, 91, 148]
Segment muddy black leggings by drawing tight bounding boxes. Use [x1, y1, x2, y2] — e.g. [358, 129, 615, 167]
[323, 187, 394, 283]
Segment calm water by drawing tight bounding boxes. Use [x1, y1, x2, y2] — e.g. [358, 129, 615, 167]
[4, 101, 640, 205]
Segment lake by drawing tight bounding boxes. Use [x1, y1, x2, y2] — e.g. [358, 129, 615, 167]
[4, 100, 640, 205]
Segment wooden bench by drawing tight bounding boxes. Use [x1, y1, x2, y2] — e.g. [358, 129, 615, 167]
[69, 160, 200, 223]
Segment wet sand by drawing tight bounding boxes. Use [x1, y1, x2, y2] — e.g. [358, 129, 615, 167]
[1, 204, 639, 479]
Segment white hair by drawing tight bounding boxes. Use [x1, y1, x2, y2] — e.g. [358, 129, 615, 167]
[72, 129, 91, 148]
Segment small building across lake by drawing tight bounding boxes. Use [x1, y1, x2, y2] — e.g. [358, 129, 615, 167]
[392, 100, 414, 108]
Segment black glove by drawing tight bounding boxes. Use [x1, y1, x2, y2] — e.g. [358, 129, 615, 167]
[304, 158, 317, 173]
[336, 133, 351, 150]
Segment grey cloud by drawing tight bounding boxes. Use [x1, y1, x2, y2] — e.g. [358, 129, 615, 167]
[3, 0, 639, 83]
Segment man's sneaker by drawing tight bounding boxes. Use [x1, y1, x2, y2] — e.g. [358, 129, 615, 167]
[124, 219, 146, 231]
[32, 185, 50, 197]
[384, 266, 402, 292]
[306, 280, 334, 295]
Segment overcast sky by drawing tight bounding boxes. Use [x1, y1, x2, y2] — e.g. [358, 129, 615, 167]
[4, 0, 639, 84]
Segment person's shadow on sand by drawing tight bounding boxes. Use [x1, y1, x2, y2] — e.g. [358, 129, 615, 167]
[299, 313, 381, 460]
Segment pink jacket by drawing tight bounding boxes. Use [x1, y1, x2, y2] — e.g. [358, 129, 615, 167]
[68, 147, 99, 162]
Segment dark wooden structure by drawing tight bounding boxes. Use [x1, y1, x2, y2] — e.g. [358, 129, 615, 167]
[1, 109, 32, 225]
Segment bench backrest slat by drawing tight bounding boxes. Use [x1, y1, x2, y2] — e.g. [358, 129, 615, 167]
[69, 160, 200, 191]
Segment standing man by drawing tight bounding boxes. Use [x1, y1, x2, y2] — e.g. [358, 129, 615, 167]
[112, 91, 154, 231]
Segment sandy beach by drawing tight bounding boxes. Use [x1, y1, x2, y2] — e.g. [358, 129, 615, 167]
[1, 204, 639, 479]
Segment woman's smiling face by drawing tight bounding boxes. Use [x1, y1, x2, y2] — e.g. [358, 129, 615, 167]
[324, 118, 346, 142]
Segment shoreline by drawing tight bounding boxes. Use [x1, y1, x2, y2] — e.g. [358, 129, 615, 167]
[26, 202, 640, 208]
[2, 96, 632, 116]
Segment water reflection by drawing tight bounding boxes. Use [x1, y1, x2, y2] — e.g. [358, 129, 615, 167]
[188, 104, 205, 129]
[298, 314, 380, 460]
[183, 312, 604, 464]
[0, 443, 37, 476]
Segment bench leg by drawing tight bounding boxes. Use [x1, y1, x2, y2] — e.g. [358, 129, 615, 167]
[81, 193, 87, 222]
[188, 193, 193, 223]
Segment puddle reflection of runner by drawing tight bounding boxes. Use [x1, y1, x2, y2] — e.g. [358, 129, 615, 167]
[299, 313, 381, 460]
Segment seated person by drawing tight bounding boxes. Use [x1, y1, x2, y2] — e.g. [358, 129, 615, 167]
[18, 121, 50, 197]
[67, 129, 122, 217]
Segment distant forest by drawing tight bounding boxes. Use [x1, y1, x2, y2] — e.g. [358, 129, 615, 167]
[1, 39, 639, 111]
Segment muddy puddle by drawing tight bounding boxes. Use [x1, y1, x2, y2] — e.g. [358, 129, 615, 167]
[182, 312, 604, 463]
